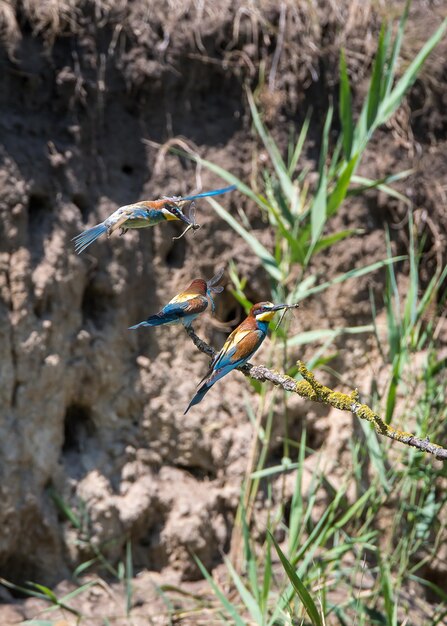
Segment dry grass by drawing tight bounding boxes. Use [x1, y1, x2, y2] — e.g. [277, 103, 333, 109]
[1, 0, 383, 65]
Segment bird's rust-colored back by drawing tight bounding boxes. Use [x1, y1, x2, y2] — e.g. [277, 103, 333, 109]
[139, 199, 170, 210]
[183, 279, 207, 295]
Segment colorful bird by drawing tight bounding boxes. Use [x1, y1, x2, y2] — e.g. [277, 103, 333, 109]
[72, 185, 236, 254]
[184, 301, 293, 413]
[129, 268, 224, 330]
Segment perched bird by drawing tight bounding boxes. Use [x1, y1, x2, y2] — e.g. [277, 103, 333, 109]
[129, 268, 224, 330]
[184, 301, 292, 413]
[72, 185, 236, 254]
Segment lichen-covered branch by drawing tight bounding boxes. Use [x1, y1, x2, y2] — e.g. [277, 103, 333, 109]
[185, 326, 447, 461]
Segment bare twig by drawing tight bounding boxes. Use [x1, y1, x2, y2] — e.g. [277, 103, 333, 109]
[185, 327, 447, 461]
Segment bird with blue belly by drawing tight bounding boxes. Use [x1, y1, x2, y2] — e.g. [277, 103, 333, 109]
[184, 301, 294, 413]
[129, 268, 224, 330]
[72, 185, 236, 254]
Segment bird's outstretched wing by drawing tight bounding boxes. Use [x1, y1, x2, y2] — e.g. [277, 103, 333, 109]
[179, 185, 237, 202]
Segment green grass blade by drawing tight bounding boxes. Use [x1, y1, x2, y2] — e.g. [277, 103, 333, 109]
[247, 90, 295, 202]
[0, 577, 48, 600]
[224, 557, 264, 625]
[358, 419, 391, 494]
[269, 532, 323, 626]
[310, 170, 327, 247]
[125, 538, 133, 616]
[339, 49, 353, 160]
[59, 580, 97, 603]
[288, 430, 307, 553]
[240, 504, 260, 603]
[194, 556, 246, 626]
[27, 583, 58, 603]
[289, 111, 311, 176]
[367, 25, 387, 130]
[73, 557, 97, 579]
[350, 171, 412, 205]
[287, 324, 373, 348]
[318, 105, 333, 176]
[379, 555, 396, 625]
[208, 197, 282, 281]
[49, 488, 81, 529]
[296, 256, 406, 301]
[250, 462, 300, 479]
[327, 153, 359, 216]
[384, 0, 411, 96]
[313, 229, 362, 254]
[379, 18, 447, 121]
[261, 532, 272, 618]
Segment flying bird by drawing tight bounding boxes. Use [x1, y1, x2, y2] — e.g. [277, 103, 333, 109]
[129, 268, 224, 330]
[72, 185, 236, 254]
[184, 301, 294, 413]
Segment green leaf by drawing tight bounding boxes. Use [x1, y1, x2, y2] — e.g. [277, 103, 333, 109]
[339, 49, 353, 160]
[208, 197, 282, 281]
[269, 532, 323, 626]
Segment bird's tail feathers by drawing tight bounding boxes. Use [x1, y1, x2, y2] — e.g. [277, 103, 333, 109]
[73, 223, 107, 254]
[129, 312, 178, 329]
[184, 380, 213, 414]
[184, 366, 228, 414]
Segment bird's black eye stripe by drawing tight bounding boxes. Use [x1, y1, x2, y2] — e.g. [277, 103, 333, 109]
[165, 203, 179, 213]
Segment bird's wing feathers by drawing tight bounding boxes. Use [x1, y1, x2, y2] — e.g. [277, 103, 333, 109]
[199, 328, 264, 384]
[162, 294, 208, 318]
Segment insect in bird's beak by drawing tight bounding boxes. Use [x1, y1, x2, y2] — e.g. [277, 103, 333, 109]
[272, 303, 300, 331]
[171, 201, 201, 241]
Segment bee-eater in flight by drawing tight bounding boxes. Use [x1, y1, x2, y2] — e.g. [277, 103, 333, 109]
[72, 185, 236, 254]
[129, 268, 224, 330]
[184, 301, 293, 413]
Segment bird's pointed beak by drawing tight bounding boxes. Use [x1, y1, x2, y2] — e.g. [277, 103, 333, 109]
[270, 303, 290, 312]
